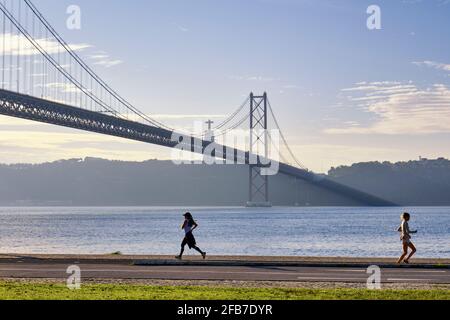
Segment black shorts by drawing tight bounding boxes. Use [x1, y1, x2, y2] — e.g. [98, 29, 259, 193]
[182, 232, 196, 249]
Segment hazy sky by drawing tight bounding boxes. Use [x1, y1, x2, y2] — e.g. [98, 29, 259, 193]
[1, 0, 449, 173]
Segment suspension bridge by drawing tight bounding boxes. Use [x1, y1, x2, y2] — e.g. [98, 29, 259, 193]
[0, 0, 394, 206]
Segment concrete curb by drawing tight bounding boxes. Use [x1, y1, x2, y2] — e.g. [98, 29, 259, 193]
[0, 258, 135, 265]
[132, 260, 450, 269]
[0, 254, 448, 269]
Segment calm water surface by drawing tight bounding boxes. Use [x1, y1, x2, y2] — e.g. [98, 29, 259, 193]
[0, 207, 448, 258]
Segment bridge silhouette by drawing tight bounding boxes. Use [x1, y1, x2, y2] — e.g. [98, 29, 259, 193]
[0, 0, 394, 206]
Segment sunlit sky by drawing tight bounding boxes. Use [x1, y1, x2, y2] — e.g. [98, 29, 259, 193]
[1, 0, 449, 173]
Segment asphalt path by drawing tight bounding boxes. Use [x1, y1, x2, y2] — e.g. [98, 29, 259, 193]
[0, 263, 448, 284]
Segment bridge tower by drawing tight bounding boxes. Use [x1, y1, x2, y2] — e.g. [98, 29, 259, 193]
[247, 92, 272, 207]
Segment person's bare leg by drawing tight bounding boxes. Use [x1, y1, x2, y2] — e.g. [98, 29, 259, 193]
[176, 244, 186, 259]
[404, 242, 416, 263]
[193, 246, 206, 259]
[397, 242, 408, 264]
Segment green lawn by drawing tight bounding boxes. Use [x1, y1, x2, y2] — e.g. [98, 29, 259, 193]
[0, 281, 448, 300]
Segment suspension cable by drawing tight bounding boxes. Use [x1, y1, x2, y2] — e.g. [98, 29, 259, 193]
[267, 99, 308, 170]
[24, 0, 172, 130]
[214, 96, 249, 130]
[0, 1, 121, 117]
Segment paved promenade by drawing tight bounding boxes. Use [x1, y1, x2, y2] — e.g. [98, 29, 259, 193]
[0, 254, 448, 268]
[0, 254, 448, 285]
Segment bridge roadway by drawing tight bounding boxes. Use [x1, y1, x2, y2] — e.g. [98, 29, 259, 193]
[0, 89, 395, 206]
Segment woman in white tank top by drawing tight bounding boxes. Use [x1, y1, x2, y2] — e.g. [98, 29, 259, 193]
[397, 212, 418, 264]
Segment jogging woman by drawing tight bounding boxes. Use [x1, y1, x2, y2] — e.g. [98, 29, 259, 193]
[175, 212, 206, 260]
[397, 212, 418, 264]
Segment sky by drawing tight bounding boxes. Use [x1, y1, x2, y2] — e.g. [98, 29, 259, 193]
[0, 0, 449, 173]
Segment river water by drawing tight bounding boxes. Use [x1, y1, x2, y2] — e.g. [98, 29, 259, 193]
[0, 206, 448, 258]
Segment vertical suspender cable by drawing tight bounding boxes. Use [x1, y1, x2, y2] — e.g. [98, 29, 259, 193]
[2, 3, 5, 89]
[17, 0, 20, 92]
[30, 3, 33, 96]
[9, 0, 12, 91]
[24, 0, 28, 94]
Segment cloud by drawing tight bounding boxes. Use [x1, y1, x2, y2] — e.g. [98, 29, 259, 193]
[326, 82, 450, 135]
[0, 33, 121, 68]
[282, 84, 300, 89]
[402, 0, 423, 4]
[412, 60, 450, 72]
[87, 54, 123, 68]
[173, 23, 189, 32]
[88, 54, 109, 59]
[0, 33, 90, 56]
[0, 116, 170, 164]
[42, 82, 81, 93]
[402, 0, 450, 4]
[93, 60, 123, 68]
[228, 75, 281, 83]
